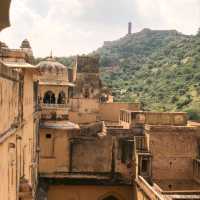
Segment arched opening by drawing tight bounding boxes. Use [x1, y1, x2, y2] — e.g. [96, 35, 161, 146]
[43, 91, 55, 104]
[83, 88, 90, 98]
[57, 91, 66, 104]
[98, 192, 124, 200]
[102, 196, 119, 200]
[99, 94, 108, 103]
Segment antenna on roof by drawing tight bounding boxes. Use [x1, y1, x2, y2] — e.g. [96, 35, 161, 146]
[128, 22, 132, 35]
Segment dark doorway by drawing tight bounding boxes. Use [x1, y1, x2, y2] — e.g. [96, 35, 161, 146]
[57, 91, 66, 104]
[103, 196, 119, 200]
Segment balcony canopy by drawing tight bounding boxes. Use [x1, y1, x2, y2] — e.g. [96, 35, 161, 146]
[0, 0, 11, 31]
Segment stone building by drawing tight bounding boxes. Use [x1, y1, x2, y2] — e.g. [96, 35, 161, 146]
[0, 39, 40, 200]
[36, 55, 200, 200]
[36, 55, 140, 200]
[120, 110, 200, 199]
[1, 1, 200, 199]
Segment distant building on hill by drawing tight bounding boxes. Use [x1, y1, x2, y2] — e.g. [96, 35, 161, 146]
[128, 22, 132, 35]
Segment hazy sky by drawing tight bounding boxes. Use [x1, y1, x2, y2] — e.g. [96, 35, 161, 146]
[0, 0, 200, 57]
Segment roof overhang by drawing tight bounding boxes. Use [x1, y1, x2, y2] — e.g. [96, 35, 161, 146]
[1, 60, 40, 74]
[0, 0, 11, 31]
[39, 81, 75, 87]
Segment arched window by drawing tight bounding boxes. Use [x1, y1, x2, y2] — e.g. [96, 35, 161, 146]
[57, 91, 66, 104]
[83, 88, 89, 98]
[102, 196, 119, 200]
[43, 91, 55, 104]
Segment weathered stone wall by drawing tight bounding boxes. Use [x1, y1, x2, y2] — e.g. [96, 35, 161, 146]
[39, 128, 113, 173]
[0, 134, 17, 200]
[100, 103, 140, 122]
[71, 137, 113, 172]
[68, 111, 98, 124]
[0, 63, 20, 200]
[0, 58, 40, 200]
[0, 63, 19, 134]
[39, 128, 71, 173]
[120, 111, 187, 128]
[70, 98, 99, 113]
[76, 56, 99, 73]
[47, 185, 133, 200]
[142, 112, 187, 126]
[147, 126, 200, 180]
[39, 124, 135, 182]
[69, 98, 100, 124]
[74, 73, 101, 99]
[73, 56, 102, 99]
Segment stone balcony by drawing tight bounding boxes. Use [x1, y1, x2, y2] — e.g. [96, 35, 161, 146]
[40, 103, 70, 120]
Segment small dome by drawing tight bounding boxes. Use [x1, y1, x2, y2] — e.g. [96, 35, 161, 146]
[0, 41, 8, 48]
[20, 39, 31, 49]
[37, 57, 66, 72]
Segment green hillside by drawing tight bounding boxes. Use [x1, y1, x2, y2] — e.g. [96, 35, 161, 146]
[94, 28, 200, 119]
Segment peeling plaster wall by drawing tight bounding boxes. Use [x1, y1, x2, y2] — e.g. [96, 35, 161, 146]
[39, 129, 114, 173]
[39, 126, 134, 184]
[71, 137, 113, 172]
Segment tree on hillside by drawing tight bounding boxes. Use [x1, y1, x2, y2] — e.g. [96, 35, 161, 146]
[197, 28, 200, 36]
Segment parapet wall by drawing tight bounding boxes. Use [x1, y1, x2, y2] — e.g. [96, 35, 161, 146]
[120, 110, 187, 127]
[139, 112, 187, 126]
[100, 103, 140, 122]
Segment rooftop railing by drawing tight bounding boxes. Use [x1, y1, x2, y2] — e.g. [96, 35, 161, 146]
[120, 110, 187, 126]
[41, 103, 70, 109]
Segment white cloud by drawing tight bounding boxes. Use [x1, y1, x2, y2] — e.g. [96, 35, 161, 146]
[0, 0, 199, 57]
[134, 0, 200, 34]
